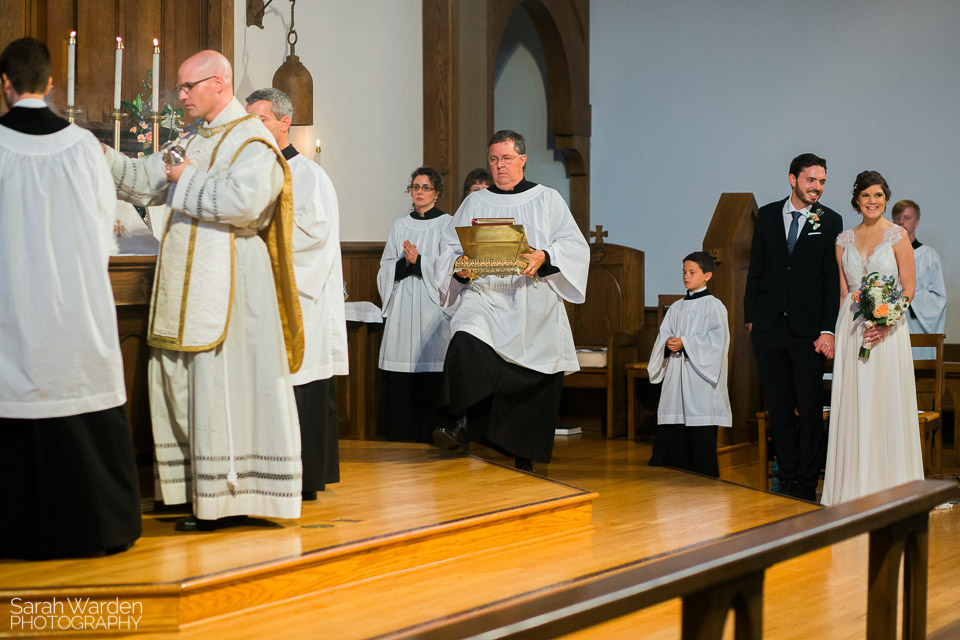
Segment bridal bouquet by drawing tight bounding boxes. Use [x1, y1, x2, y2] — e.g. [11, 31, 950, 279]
[851, 272, 909, 359]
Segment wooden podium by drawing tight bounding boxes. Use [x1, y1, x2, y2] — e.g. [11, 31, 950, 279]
[701, 194, 762, 448]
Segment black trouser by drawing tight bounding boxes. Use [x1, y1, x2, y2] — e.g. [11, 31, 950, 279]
[293, 378, 340, 490]
[379, 370, 443, 443]
[649, 424, 719, 478]
[437, 332, 564, 463]
[0, 406, 142, 559]
[751, 316, 827, 493]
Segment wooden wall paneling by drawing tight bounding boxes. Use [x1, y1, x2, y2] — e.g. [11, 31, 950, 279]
[75, 0, 125, 123]
[44, 3, 73, 112]
[204, 0, 234, 69]
[0, 0, 43, 53]
[457, 0, 489, 206]
[422, 0, 459, 216]
[126, 0, 159, 110]
[338, 242, 386, 440]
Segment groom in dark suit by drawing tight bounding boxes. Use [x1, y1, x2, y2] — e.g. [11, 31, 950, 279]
[744, 153, 842, 501]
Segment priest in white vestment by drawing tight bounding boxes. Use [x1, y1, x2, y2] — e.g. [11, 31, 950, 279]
[246, 88, 347, 500]
[0, 37, 141, 557]
[893, 200, 946, 360]
[432, 130, 589, 472]
[647, 252, 731, 478]
[103, 51, 304, 530]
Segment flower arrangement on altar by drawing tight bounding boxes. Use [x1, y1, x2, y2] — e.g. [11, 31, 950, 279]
[852, 271, 909, 359]
[121, 70, 191, 158]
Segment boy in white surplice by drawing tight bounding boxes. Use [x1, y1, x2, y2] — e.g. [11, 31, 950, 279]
[647, 252, 731, 477]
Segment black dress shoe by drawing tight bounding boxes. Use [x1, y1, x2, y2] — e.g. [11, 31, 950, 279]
[432, 418, 469, 451]
[175, 515, 249, 532]
[515, 457, 536, 473]
[302, 491, 318, 501]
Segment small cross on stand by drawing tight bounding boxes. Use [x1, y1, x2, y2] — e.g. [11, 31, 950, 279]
[590, 224, 608, 245]
[114, 219, 125, 241]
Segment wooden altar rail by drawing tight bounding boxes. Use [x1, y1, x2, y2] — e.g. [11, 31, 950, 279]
[405, 479, 957, 640]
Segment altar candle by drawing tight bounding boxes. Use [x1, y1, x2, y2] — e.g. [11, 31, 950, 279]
[315, 138, 321, 165]
[113, 37, 123, 111]
[152, 39, 160, 112]
[67, 32, 76, 108]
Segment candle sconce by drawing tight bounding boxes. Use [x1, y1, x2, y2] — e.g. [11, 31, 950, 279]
[112, 110, 124, 150]
[149, 113, 162, 154]
[64, 107, 83, 125]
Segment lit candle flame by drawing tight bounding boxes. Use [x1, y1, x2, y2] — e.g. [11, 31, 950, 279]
[70, 31, 76, 40]
[315, 138, 321, 152]
[116, 36, 123, 49]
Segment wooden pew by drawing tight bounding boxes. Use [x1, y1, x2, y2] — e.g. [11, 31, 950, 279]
[563, 227, 646, 438]
[405, 479, 957, 640]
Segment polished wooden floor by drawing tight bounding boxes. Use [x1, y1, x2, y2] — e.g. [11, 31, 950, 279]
[3, 435, 958, 639]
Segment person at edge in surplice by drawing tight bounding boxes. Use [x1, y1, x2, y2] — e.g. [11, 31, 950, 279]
[0, 37, 141, 559]
[102, 50, 305, 532]
[744, 153, 842, 502]
[431, 129, 590, 473]
[246, 88, 347, 501]
[891, 199, 946, 361]
[647, 252, 731, 478]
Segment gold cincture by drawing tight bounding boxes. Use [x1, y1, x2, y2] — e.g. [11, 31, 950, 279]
[454, 223, 532, 281]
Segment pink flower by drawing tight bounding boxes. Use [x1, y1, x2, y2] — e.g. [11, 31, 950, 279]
[145, 131, 152, 141]
[137, 134, 145, 143]
[129, 127, 137, 133]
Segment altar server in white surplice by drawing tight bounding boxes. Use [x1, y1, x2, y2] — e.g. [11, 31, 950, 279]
[432, 130, 589, 473]
[103, 50, 305, 531]
[647, 252, 731, 478]
[246, 88, 347, 500]
[0, 37, 141, 559]
[377, 167, 454, 442]
[892, 200, 946, 359]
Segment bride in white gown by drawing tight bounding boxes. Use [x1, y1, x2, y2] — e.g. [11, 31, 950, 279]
[821, 171, 924, 506]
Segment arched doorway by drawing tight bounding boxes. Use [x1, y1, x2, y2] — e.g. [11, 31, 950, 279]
[422, 0, 590, 233]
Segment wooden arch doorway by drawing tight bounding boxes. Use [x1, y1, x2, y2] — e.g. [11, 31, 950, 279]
[422, 0, 591, 234]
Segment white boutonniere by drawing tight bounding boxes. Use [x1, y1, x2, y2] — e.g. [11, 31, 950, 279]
[806, 208, 822, 230]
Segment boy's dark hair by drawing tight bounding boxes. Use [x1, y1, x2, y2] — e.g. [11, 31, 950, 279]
[683, 251, 715, 274]
[788, 153, 827, 178]
[0, 37, 51, 95]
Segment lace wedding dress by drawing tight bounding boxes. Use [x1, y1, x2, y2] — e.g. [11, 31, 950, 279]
[820, 225, 924, 506]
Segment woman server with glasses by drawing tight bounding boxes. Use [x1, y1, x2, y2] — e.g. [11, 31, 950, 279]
[376, 168, 455, 441]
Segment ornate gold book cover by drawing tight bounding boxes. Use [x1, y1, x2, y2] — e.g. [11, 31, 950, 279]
[454, 224, 531, 279]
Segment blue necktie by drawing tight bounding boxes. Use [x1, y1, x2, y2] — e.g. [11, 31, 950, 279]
[786, 211, 801, 255]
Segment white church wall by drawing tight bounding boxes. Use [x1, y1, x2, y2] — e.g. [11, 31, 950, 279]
[591, 0, 960, 340]
[494, 7, 571, 204]
[234, 0, 423, 241]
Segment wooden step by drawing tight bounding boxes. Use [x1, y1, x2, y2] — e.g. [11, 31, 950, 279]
[0, 442, 596, 635]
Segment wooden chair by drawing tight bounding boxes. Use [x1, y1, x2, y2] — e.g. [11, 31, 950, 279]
[625, 294, 685, 439]
[912, 333, 945, 477]
[563, 229, 644, 438]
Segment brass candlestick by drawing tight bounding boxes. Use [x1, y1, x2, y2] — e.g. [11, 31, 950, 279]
[112, 109, 124, 150]
[64, 107, 83, 124]
[150, 112, 162, 154]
